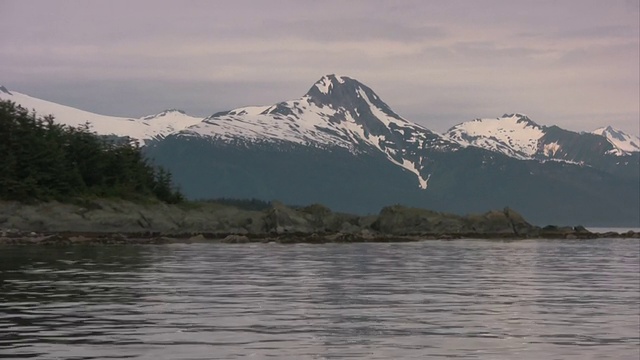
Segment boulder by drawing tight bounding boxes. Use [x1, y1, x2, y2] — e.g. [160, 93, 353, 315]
[466, 208, 535, 235]
[221, 234, 250, 243]
[371, 205, 467, 234]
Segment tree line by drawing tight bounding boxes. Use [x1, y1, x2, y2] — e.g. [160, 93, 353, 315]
[0, 99, 183, 203]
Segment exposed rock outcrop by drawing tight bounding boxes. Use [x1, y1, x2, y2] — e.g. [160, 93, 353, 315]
[370, 205, 538, 236]
[1, 199, 634, 243]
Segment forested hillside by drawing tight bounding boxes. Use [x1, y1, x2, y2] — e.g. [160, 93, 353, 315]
[0, 100, 182, 203]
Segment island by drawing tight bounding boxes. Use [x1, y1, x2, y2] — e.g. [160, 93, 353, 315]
[1, 199, 638, 245]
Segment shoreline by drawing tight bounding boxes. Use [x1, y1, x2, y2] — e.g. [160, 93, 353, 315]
[1, 230, 639, 246]
[2, 199, 638, 245]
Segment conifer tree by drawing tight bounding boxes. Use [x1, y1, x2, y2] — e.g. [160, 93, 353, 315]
[0, 99, 183, 203]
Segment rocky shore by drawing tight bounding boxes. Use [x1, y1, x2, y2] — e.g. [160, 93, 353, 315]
[1, 199, 638, 245]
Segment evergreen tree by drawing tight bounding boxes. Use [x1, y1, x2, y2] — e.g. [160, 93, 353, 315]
[0, 100, 183, 203]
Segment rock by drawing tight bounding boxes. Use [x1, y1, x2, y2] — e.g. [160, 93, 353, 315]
[600, 231, 618, 238]
[154, 236, 175, 244]
[69, 235, 89, 243]
[38, 234, 70, 245]
[0, 199, 590, 241]
[539, 225, 577, 238]
[188, 234, 206, 242]
[263, 201, 303, 233]
[573, 225, 590, 233]
[0, 200, 267, 234]
[466, 208, 535, 235]
[372, 205, 536, 235]
[359, 229, 377, 240]
[222, 234, 251, 243]
[372, 205, 453, 234]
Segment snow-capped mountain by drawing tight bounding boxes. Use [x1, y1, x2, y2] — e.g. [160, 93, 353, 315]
[592, 126, 640, 154]
[445, 113, 638, 165]
[445, 113, 544, 160]
[178, 75, 459, 189]
[145, 75, 638, 225]
[2, 77, 637, 225]
[0, 85, 202, 144]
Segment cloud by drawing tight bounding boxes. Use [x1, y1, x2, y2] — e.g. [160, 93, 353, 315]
[0, 0, 638, 136]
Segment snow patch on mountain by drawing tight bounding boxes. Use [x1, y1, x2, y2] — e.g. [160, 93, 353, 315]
[397, 159, 430, 189]
[140, 109, 186, 120]
[315, 77, 332, 95]
[186, 92, 424, 152]
[187, 96, 344, 146]
[543, 141, 561, 157]
[0, 86, 203, 144]
[592, 126, 640, 153]
[445, 114, 545, 159]
[314, 74, 349, 95]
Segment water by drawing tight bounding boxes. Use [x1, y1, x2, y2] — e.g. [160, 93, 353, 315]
[1, 239, 638, 359]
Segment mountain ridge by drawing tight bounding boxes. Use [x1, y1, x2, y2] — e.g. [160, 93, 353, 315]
[177, 75, 459, 189]
[2, 78, 639, 226]
[1, 80, 637, 158]
[0, 86, 203, 145]
[592, 125, 640, 153]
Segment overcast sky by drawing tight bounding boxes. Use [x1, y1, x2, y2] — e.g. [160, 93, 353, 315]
[1, 0, 638, 135]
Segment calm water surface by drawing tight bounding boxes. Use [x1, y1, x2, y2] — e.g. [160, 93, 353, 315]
[1, 239, 638, 359]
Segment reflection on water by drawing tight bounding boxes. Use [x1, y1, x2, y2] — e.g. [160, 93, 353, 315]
[1, 240, 639, 359]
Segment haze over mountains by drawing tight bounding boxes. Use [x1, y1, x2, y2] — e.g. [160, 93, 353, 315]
[1, 76, 638, 226]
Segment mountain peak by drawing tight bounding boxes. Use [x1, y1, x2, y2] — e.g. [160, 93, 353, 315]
[502, 113, 529, 119]
[312, 74, 349, 94]
[498, 113, 541, 128]
[0, 85, 12, 95]
[446, 114, 546, 158]
[303, 74, 405, 122]
[140, 109, 187, 121]
[306, 74, 361, 97]
[595, 125, 625, 139]
[592, 126, 640, 153]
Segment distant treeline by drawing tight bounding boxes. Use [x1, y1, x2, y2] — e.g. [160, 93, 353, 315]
[0, 100, 183, 203]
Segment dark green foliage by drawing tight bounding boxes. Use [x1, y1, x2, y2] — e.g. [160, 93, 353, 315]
[0, 100, 183, 203]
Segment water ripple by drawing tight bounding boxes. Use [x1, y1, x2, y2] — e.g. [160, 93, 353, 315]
[0, 240, 638, 359]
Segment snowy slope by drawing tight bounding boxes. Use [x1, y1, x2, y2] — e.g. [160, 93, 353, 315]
[592, 126, 640, 154]
[445, 113, 638, 163]
[179, 75, 458, 189]
[445, 113, 545, 159]
[0, 85, 202, 144]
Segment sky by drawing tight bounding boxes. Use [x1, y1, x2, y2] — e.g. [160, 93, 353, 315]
[1, 0, 639, 135]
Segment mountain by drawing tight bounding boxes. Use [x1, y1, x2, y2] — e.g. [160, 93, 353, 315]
[445, 113, 639, 177]
[144, 75, 639, 226]
[179, 74, 457, 189]
[445, 113, 640, 159]
[445, 113, 546, 160]
[2, 78, 637, 225]
[592, 125, 640, 154]
[0, 85, 202, 144]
